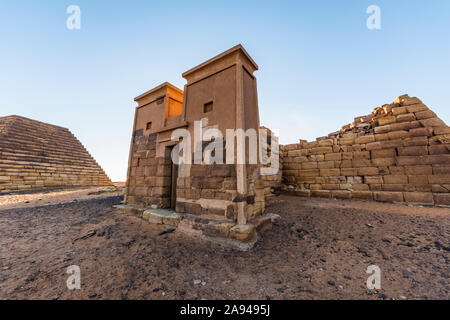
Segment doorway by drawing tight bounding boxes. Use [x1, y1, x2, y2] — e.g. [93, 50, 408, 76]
[168, 146, 178, 210]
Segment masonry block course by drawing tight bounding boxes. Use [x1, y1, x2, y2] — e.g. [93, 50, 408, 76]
[281, 94, 450, 206]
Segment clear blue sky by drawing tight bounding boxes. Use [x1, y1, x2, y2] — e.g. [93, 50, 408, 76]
[1, 0, 449, 181]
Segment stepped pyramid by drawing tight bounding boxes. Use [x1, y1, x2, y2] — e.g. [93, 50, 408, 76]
[0, 115, 113, 193]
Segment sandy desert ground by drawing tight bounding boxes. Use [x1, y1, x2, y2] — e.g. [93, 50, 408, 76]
[0, 189, 448, 300]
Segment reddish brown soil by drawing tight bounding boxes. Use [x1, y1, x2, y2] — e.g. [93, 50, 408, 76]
[0, 194, 448, 300]
[0, 187, 123, 211]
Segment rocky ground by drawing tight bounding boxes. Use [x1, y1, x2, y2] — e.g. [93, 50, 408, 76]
[0, 186, 124, 211]
[0, 191, 448, 300]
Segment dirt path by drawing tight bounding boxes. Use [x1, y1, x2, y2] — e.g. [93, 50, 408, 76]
[0, 194, 448, 300]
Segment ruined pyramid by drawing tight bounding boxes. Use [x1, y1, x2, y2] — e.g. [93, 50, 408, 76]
[0, 115, 113, 193]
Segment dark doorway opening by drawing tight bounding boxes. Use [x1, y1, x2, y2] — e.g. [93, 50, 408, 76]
[167, 146, 178, 210]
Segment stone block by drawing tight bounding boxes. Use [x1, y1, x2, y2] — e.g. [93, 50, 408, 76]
[308, 154, 324, 162]
[384, 175, 408, 184]
[184, 202, 202, 215]
[156, 164, 171, 177]
[185, 188, 201, 200]
[382, 184, 410, 192]
[369, 184, 382, 191]
[397, 96, 422, 105]
[211, 164, 233, 177]
[190, 165, 208, 177]
[284, 144, 299, 151]
[429, 134, 450, 145]
[339, 160, 353, 168]
[374, 192, 404, 203]
[320, 168, 340, 176]
[429, 145, 450, 155]
[357, 167, 379, 176]
[433, 194, 450, 205]
[355, 135, 375, 144]
[409, 128, 432, 137]
[431, 185, 450, 193]
[366, 142, 382, 150]
[301, 162, 318, 169]
[415, 185, 432, 192]
[311, 190, 332, 198]
[403, 136, 428, 147]
[155, 177, 171, 187]
[318, 139, 334, 147]
[341, 168, 358, 176]
[299, 169, 320, 177]
[295, 190, 311, 197]
[408, 175, 429, 185]
[342, 152, 353, 160]
[322, 183, 340, 190]
[352, 191, 373, 200]
[374, 125, 391, 134]
[229, 224, 256, 243]
[372, 149, 397, 159]
[415, 110, 436, 120]
[204, 177, 224, 189]
[352, 184, 370, 191]
[375, 133, 390, 141]
[432, 165, 450, 174]
[353, 159, 372, 167]
[353, 151, 371, 159]
[372, 158, 396, 166]
[396, 113, 416, 122]
[318, 161, 335, 169]
[339, 138, 355, 145]
[378, 116, 397, 126]
[420, 118, 446, 127]
[397, 146, 428, 156]
[324, 153, 342, 161]
[331, 190, 351, 199]
[428, 175, 450, 184]
[392, 106, 407, 115]
[434, 127, 450, 135]
[223, 178, 237, 190]
[405, 103, 428, 113]
[288, 150, 302, 157]
[284, 163, 301, 170]
[404, 165, 432, 175]
[143, 211, 163, 224]
[388, 130, 409, 140]
[425, 155, 450, 165]
[404, 192, 433, 204]
[310, 147, 333, 155]
[204, 222, 234, 238]
[364, 176, 383, 184]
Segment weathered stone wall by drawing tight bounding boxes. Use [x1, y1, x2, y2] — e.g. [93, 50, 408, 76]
[0, 116, 112, 193]
[126, 128, 267, 222]
[176, 162, 266, 222]
[126, 131, 172, 207]
[261, 127, 283, 199]
[281, 95, 450, 206]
